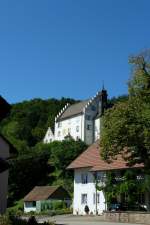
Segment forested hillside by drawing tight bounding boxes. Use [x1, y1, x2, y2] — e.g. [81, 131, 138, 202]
[0, 97, 77, 154]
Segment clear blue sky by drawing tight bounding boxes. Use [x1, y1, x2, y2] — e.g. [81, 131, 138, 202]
[0, 0, 150, 103]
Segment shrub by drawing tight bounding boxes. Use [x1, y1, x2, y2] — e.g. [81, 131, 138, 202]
[84, 205, 89, 214]
[51, 200, 65, 210]
[0, 216, 11, 225]
[28, 216, 38, 225]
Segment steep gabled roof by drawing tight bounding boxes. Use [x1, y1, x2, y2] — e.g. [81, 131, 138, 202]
[24, 186, 70, 201]
[67, 141, 143, 171]
[57, 100, 89, 121]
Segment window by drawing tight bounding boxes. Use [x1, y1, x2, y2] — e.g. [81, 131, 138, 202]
[57, 131, 61, 137]
[32, 201, 36, 207]
[68, 128, 71, 133]
[76, 125, 79, 132]
[93, 193, 100, 204]
[87, 124, 92, 130]
[58, 122, 62, 128]
[81, 173, 88, 184]
[91, 105, 96, 111]
[138, 193, 145, 204]
[26, 201, 36, 207]
[81, 194, 87, 204]
[86, 115, 91, 120]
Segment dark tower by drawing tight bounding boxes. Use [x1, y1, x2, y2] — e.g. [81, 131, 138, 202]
[99, 87, 108, 115]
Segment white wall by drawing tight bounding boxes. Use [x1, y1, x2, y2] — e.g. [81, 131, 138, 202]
[73, 168, 106, 215]
[84, 96, 101, 145]
[94, 118, 100, 141]
[55, 115, 84, 142]
[43, 127, 55, 143]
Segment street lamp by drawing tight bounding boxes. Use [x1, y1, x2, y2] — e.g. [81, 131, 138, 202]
[92, 171, 98, 215]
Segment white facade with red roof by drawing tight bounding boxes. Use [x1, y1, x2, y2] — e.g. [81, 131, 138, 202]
[67, 141, 144, 215]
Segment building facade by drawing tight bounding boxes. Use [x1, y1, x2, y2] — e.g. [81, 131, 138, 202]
[44, 89, 107, 145]
[67, 141, 147, 215]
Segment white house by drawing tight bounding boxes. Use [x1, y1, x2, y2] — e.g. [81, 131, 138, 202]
[67, 141, 147, 215]
[44, 89, 107, 145]
[43, 127, 55, 144]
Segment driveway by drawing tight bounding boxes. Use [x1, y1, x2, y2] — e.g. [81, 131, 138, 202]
[37, 214, 144, 225]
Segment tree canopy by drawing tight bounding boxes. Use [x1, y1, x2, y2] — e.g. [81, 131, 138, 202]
[8, 139, 87, 205]
[100, 51, 150, 169]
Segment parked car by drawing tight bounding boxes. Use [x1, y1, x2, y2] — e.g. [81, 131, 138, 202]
[109, 203, 123, 211]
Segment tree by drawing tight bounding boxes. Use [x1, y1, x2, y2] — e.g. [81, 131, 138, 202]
[0, 97, 77, 153]
[48, 139, 87, 193]
[8, 150, 51, 204]
[100, 50, 150, 169]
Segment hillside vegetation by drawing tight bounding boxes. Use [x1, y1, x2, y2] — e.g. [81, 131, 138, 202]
[0, 95, 127, 207]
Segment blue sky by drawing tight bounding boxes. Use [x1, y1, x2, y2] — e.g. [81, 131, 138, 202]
[0, 0, 150, 103]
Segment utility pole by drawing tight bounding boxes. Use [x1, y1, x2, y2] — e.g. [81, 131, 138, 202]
[94, 171, 98, 215]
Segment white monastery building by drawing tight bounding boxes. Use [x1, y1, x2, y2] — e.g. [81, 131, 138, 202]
[43, 89, 107, 145]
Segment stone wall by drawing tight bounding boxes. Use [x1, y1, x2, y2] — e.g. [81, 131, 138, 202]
[103, 211, 150, 224]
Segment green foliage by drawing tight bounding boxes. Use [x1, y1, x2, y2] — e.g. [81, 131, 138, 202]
[101, 51, 150, 169]
[50, 200, 66, 210]
[107, 95, 128, 108]
[0, 215, 11, 225]
[7, 199, 24, 215]
[0, 97, 77, 153]
[48, 140, 87, 193]
[101, 169, 148, 210]
[8, 151, 51, 203]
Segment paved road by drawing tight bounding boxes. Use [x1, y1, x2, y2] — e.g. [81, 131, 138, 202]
[37, 214, 144, 225]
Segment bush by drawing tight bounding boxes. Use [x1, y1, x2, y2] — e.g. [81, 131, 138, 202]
[0, 216, 11, 225]
[48, 208, 72, 216]
[84, 205, 89, 214]
[51, 200, 66, 210]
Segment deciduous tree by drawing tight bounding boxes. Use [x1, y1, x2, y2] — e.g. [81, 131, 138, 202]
[101, 51, 150, 169]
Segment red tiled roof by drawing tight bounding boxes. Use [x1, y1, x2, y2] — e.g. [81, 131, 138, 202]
[67, 141, 143, 171]
[24, 186, 59, 201]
